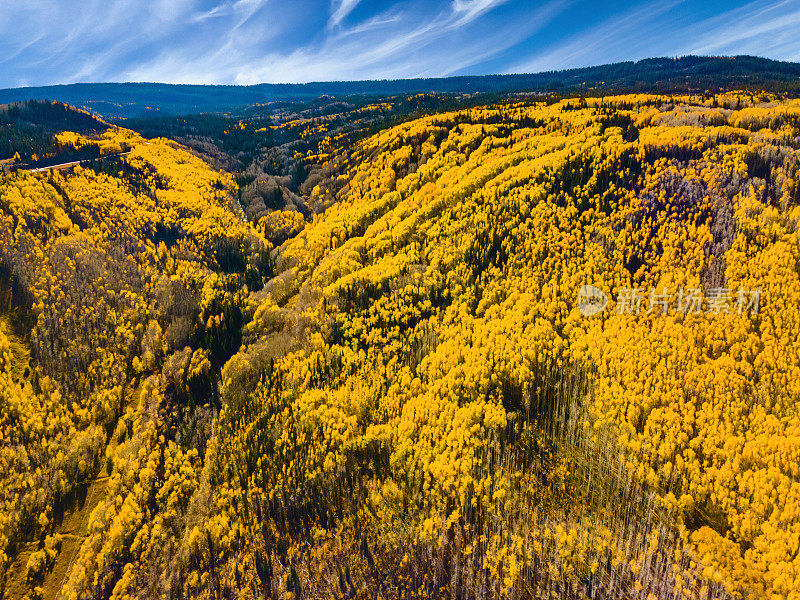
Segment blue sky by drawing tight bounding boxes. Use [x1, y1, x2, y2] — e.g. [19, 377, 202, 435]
[1, 0, 799, 88]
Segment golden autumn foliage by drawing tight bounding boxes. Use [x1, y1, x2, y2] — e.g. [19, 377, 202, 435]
[3, 93, 800, 600]
[199, 93, 800, 600]
[0, 120, 271, 599]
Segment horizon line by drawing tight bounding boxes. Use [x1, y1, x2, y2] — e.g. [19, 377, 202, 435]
[0, 54, 792, 92]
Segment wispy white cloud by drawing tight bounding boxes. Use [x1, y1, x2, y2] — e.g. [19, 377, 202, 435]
[507, 0, 800, 76]
[451, 0, 510, 27]
[507, 0, 685, 74]
[1, 0, 799, 88]
[677, 0, 800, 60]
[0, 0, 200, 85]
[329, 0, 363, 28]
[191, 4, 232, 22]
[332, 13, 403, 39]
[122, 0, 569, 84]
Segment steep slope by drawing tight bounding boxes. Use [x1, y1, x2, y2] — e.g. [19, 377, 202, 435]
[0, 112, 272, 599]
[0, 101, 111, 169]
[3, 93, 800, 600]
[160, 93, 797, 600]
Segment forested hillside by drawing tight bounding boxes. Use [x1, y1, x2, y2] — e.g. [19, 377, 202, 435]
[0, 102, 113, 169]
[2, 93, 800, 600]
[1, 56, 798, 119]
[0, 112, 271, 599]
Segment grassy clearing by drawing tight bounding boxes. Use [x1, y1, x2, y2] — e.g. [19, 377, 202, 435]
[4, 477, 109, 600]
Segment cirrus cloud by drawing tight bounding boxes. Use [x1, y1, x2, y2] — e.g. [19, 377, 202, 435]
[0, 0, 797, 88]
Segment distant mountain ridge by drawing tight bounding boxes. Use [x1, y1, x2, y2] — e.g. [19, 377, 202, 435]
[1, 55, 799, 119]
